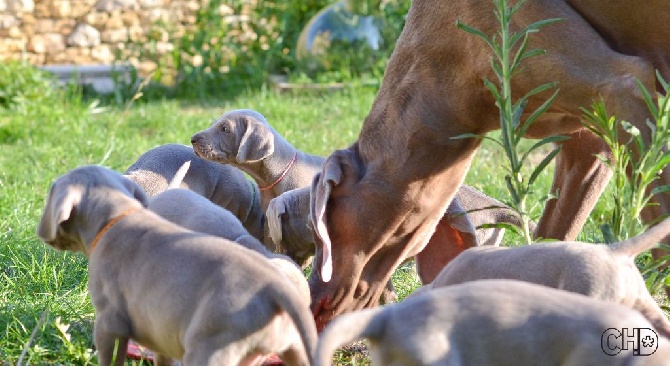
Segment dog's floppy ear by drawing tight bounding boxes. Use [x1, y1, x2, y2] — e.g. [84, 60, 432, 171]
[236, 116, 274, 163]
[36, 182, 83, 242]
[266, 195, 285, 247]
[445, 197, 479, 248]
[310, 150, 349, 282]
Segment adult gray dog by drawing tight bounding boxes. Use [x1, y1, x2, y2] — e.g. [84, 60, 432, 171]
[316, 280, 670, 366]
[124, 143, 265, 240]
[308, 0, 670, 328]
[36, 165, 317, 366]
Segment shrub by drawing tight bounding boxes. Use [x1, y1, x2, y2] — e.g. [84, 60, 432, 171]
[0, 61, 65, 113]
[120, 0, 411, 98]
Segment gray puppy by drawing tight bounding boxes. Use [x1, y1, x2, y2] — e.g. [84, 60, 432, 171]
[267, 184, 530, 270]
[316, 280, 670, 366]
[124, 143, 265, 240]
[430, 217, 670, 338]
[190, 109, 323, 210]
[148, 188, 310, 304]
[36, 165, 317, 366]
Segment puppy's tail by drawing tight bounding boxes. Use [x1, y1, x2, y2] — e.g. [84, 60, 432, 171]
[315, 307, 386, 366]
[609, 217, 670, 257]
[270, 285, 319, 366]
[167, 160, 191, 189]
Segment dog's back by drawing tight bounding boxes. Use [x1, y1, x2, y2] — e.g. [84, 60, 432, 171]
[316, 280, 668, 366]
[125, 143, 265, 238]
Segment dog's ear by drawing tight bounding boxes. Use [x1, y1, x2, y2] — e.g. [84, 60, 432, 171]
[266, 196, 286, 247]
[310, 150, 349, 282]
[445, 198, 479, 248]
[236, 116, 274, 163]
[166, 160, 190, 190]
[36, 182, 83, 243]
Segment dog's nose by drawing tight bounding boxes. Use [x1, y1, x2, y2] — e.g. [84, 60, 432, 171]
[190, 134, 199, 145]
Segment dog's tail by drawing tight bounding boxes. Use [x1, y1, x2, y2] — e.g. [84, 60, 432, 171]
[270, 284, 319, 366]
[609, 217, 670, 257]
[314, 307, 386, 366]
[166, 160, 191, 189]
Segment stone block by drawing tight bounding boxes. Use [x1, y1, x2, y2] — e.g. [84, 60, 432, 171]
[0, 25, 22, 38]
[27, 33, 65, 54]
[69, 1, 95, 17]
[105, 11, 125, 29]
[91, 44, 114, 62]
[23, 52, 46, 65]
[120, 11, 140, 26]
[138, 0, 163, 8]
[0, 15, 19, 29]
[34, 19, 57, 33]
[100, 28, 127, 43]
[56, 19, 76, 33]
[20, 13, 35, 24]
[67, 23, 101, 47]
[141, 8, 170, 23]
[0, 38, 25, 53]
[33, 2, 49, 17]
[6, 0, 34, 13]
[50, 0, 71, 18]
[95, 0, 139, 12]
[84, 11, 109, 27]
[65, 46, 91, 61]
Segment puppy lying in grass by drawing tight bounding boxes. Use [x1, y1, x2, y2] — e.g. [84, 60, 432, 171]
[36, 165, 317, 366]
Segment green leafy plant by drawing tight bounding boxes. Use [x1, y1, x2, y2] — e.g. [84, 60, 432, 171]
[582, 72, 670, 294]
[0, 61, 64, 113]
[53, 317, 94, 365]
[117, 0, 410, 97]
[455, 0, 563, 244]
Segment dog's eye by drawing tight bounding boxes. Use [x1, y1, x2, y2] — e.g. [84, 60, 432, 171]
[221, 125, 231, 133]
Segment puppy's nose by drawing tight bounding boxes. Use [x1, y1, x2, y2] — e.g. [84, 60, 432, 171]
[190, 134, 200, 145]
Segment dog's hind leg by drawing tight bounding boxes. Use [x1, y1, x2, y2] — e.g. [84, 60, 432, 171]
[534, 132, 612, 241]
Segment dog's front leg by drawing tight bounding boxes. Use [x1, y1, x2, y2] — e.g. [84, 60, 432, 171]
[94, 321, 130, 366]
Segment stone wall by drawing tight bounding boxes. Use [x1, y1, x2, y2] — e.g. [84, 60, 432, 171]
[0, 0, 229, 75]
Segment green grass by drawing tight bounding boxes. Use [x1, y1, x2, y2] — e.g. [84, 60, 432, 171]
[0, 83, 664, 364]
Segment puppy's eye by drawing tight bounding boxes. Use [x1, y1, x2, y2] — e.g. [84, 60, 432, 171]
[221, 125, 231, 133]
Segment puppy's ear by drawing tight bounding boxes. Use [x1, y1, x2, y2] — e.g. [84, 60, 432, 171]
[310, 150, 350, 283]
[236, 116, 274, 163]
[445, 198, 479, 248]
[37, 182, 83, 243]
[266, 196, 286, 247]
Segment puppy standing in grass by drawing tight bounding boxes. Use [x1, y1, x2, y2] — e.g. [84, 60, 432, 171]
[428, 217, 670, 338]
[147, 188, 311, 305]
[190, 109, 526, 285]
[316, 280, 670, 366]
[36, 165, 317, 366]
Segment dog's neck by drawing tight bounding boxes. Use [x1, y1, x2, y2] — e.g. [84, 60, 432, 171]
[258, 152, 298, 192]
[87, 207, 141, 256]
